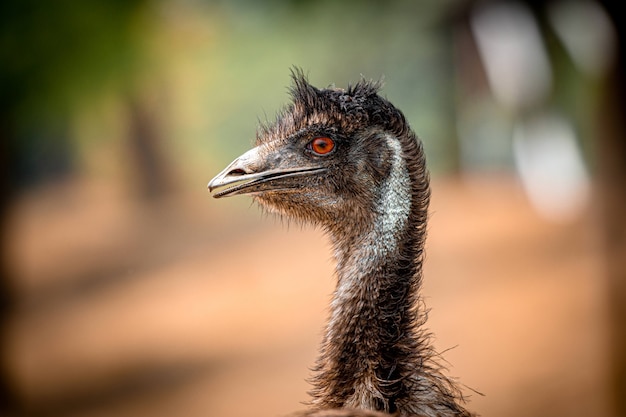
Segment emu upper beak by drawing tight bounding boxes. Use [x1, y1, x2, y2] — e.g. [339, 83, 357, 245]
[208, 145, 325, 198]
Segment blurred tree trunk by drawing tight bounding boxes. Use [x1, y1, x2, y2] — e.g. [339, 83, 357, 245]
[127, 93, 175, 200]
[0, 2, 158, 413]
[0, 113, 18, 415]
[597, 2, 626, 416]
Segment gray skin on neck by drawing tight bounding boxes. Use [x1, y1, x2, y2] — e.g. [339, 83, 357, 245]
[208, 70, 472, 417]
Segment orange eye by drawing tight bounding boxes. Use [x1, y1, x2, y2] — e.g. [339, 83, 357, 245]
[309, 137, 335, 155]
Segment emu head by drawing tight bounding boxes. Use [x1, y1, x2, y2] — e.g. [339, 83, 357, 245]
[208, 70, 416, 234]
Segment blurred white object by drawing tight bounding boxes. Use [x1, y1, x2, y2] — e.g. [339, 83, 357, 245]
[471, 1, 552, 111]
[548, 0, 616, 78]
[513, 113, 590, 222]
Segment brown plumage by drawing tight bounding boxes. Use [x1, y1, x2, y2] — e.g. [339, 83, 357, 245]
[208, 69, 473, 417]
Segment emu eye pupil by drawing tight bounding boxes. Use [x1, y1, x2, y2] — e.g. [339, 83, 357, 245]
[310, 137, 334, 155]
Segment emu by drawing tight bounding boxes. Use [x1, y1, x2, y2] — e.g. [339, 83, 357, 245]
[208, 70, 473, 417]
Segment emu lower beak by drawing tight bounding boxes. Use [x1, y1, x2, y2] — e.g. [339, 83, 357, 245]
[208, 146, 325, 198]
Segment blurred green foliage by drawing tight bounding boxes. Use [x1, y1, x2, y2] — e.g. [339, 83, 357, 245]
[0, 0, 152, 185]
[0, 0, 150, 122]
[0, 0, 467, 189]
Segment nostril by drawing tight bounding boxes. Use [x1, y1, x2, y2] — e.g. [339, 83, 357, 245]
[228, 168, 247, 176]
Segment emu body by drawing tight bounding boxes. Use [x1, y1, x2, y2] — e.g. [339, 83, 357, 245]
[208, 71, 472, 417]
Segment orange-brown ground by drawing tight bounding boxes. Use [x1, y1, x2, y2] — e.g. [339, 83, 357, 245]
[2, 175, 611, 417]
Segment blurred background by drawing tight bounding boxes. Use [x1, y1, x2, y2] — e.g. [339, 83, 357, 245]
[1, 0, 625, 416]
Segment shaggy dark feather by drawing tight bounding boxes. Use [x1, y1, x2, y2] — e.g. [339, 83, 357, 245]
[208, 69, 474, 417]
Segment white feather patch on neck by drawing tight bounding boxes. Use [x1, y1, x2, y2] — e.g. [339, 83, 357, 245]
[331, 133, 412, 318]
[370, 134, 412, 259]
[338, 134, 411, 277]
[328, 133, 413, 411]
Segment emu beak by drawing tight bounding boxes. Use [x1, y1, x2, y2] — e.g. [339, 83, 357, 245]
[208, 146, 263, 198]
[208, 145, 325, 198]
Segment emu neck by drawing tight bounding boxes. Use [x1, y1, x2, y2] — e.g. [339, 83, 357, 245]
[310, 134, 469, 417]
[311, 136, 427, 414]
